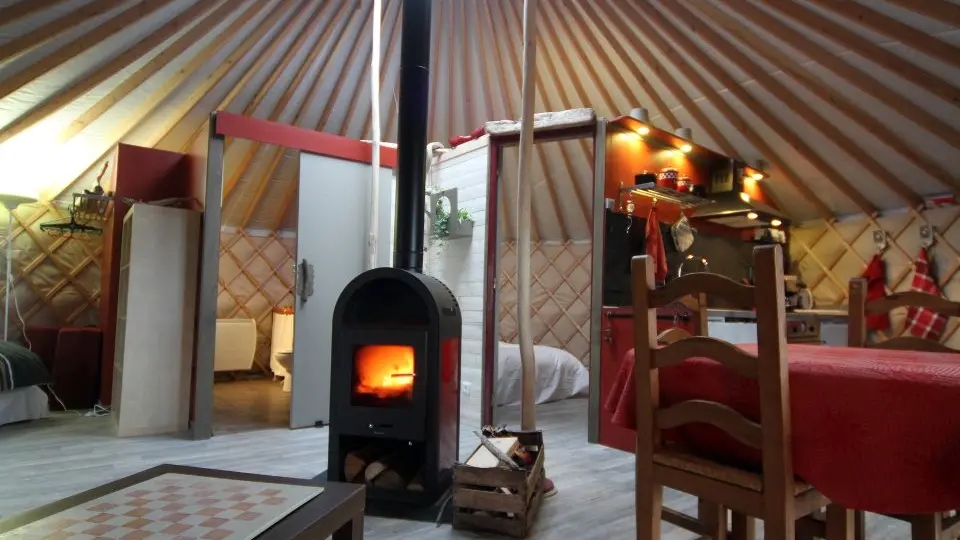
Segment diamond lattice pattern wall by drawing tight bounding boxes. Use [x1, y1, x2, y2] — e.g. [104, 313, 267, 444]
[499, 241, 592, 365]
[218, 230, 296, 371]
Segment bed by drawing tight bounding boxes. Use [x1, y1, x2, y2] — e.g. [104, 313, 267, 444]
[495, 342, 590, 406]
[0, 341, 52, 426]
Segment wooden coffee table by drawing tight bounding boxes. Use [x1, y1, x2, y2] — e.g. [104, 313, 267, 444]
[0, 464, 365, 539]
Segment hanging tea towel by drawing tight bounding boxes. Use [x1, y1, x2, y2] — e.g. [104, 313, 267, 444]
[862, 255, 891, 332]
[646, 206, 668, 283]
[904, 248, 948, 340]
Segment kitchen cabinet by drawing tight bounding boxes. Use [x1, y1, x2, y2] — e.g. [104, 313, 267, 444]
[598, 304, 696, 454]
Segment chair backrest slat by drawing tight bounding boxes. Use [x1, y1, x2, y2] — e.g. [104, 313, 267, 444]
[653, 336, 758, 379]
[650, 272, 754, 311]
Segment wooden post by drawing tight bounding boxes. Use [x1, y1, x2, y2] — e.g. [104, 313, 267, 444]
[368, 0, 383, 270]
[516, 0, 538, 432]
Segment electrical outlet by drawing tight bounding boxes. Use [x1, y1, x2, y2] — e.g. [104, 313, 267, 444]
[462, 381, 472, 397]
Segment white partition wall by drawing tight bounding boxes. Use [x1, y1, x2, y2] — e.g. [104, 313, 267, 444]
[422, 136, 491, 428]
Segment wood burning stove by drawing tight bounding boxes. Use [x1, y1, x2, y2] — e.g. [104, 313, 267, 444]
[326, 0, 458, 505]
[328, 269, 461, 503]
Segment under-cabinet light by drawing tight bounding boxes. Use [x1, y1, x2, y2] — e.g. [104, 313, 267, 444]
[747, 212, 759, 220]
[680, 144, 693, 153]
[771, 218, 782, 227]
[638, 126, 650, 136]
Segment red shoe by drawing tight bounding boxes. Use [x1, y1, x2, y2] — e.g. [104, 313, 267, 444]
[542, 477, 558, 498]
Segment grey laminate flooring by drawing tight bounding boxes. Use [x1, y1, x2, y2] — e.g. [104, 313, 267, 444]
[0, 380, 908, 539]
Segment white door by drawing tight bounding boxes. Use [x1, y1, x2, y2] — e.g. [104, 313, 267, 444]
[291, 152, 395, 429]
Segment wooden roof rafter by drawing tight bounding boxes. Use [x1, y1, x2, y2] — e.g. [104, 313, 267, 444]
[689, 0, 960, 195]
[222, 0, 346, 202]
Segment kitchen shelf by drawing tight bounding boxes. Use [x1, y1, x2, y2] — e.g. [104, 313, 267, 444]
[620, 182, 713, 208]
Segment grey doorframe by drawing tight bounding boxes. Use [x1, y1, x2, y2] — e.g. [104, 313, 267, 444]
[192, 113, 224, 440]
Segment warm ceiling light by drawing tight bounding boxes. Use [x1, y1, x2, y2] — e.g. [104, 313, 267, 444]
[739, 192, 751, 202]
[747, 212, 759, 220]
[751, 172, 764, 181]
[680, 144, 693, 153]
[638, 126, 650, 135]
[771, 218, 783, 227]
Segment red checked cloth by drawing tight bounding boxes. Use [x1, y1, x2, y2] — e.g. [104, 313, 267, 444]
[645, 206, 668, 283]
[862, 255, 891, 331]
[606, 344, 960, 513]
[904, 248, 948, 340]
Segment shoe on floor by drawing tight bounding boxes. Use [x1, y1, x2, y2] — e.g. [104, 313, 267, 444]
[542, 477, 558, 499]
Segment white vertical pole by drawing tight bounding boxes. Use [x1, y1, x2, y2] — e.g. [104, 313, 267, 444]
[516, 0, 538, 431]
[4, 207, 12, 341]
[368, 0, 383, 270]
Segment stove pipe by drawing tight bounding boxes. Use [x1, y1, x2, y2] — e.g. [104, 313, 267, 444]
[393, 0, 432, 272]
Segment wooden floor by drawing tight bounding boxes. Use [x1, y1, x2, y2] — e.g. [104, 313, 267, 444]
[0, 382, 908, 538]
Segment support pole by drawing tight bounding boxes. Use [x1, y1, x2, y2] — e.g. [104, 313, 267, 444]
[516, 0, 538, 432]
[367, 0, 383, 270]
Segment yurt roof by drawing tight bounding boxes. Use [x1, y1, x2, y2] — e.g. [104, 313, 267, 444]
[2, 0, 959, 240]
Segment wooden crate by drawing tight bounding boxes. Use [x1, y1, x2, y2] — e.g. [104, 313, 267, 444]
[452, 431, 545, 538]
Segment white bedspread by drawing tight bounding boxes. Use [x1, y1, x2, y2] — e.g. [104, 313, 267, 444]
[0, 386, 49, 426]
[495, 342, 590, 406]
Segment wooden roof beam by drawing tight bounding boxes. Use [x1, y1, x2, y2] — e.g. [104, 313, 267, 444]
[270, 3, 371, 230]
[883, 0, 960, 29]
[55, 0, 251, 143]
[0, 0, 70, 28]
[222, 0, 347, 200]
[690, 0, 960, 195]
[661, 0, 924, 209]
[0, 0, 222, 144]
[635, 1, 878, 216]
[176, 0, 324, 154]
[0, 0, 176, 99]
[723, 0, 960, 153]
[810, 0, 960, 72]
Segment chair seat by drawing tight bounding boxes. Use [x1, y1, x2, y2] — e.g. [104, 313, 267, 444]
[653, 447, 812, 496]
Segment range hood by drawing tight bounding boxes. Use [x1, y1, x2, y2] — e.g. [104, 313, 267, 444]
[691, 191, 788, 229]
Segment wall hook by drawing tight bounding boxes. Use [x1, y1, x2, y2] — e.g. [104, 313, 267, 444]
[873, 230, 889, 254]
[920, 225, 936, 249]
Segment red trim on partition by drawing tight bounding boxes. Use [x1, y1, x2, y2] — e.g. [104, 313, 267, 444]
[481, 142, 500, 426]
[214, 111, 398, 168]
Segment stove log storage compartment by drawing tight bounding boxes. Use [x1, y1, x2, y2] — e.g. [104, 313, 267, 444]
[328, 268, 461, 504]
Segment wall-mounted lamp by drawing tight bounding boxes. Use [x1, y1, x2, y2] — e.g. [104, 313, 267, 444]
[629, 107, 650, 123]
[675, 127, 693, 140]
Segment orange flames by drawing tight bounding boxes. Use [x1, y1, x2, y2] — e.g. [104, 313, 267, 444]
[354, 345, 415, 400]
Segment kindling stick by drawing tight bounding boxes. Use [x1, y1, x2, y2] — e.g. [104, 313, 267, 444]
[516, 0, 539, 432]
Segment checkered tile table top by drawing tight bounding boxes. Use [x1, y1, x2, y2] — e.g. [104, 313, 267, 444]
[4, 473, 324, 540]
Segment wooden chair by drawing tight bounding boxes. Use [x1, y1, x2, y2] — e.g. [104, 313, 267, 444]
[847, 278, 960, 540]
[632, 245, 848, 540]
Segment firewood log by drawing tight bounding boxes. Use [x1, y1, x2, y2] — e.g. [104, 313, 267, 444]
[406, 467, 424, 492]
[368, 454, 420, 489]
[344, 446, 384, 482]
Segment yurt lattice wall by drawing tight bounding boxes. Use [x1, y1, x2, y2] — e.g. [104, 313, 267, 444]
[217, 229, 296, 371]
[791, 203, 960, 348]
[497, 241, 592, 365]
[0, 203, 102, 332]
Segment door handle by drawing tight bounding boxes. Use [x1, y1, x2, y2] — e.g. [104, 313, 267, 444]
[297, 258, 314, 303]
[602, 326, 613, 344]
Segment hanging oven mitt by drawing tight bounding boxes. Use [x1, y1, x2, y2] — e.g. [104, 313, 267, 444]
[671, 214, 696, 252]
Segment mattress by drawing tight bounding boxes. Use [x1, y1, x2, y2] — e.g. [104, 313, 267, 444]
[495, 342, 590, 406]
[0, 386, 49, 427]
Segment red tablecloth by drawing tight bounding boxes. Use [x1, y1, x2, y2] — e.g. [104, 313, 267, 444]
[606, 344, 960, 514]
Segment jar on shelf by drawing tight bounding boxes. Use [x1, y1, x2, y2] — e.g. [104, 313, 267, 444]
[676, 175, 692, 193]
[657, 168, 679, 190]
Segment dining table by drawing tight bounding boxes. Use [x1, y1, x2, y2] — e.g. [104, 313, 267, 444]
[607, 343, 960, 514]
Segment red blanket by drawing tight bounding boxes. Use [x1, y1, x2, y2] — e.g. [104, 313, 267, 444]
[862, 255, 891, 331]
[905, 248, 948, 340]
[606, 344, 960, 513]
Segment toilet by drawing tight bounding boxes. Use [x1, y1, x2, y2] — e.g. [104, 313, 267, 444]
[276, 351, 293, 392]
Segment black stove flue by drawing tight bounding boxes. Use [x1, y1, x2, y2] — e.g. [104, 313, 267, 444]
[326, 0, 461, 507]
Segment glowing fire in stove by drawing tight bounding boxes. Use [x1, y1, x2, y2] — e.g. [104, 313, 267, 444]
[354, 345, 415, 400]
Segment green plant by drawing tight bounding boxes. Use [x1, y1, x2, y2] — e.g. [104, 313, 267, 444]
[432, 198, 472, 240]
